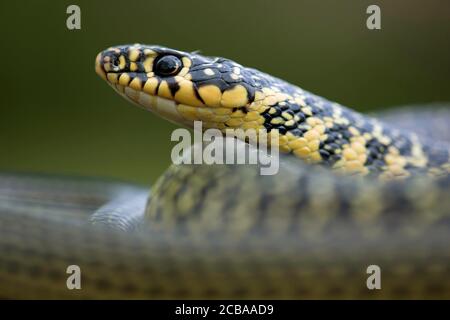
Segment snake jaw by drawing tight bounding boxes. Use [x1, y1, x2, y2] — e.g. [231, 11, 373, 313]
[113, 83, 195, 128]
[95, 53, 107, 80]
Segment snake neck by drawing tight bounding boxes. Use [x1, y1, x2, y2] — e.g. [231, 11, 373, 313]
[236, 78, 450, 179]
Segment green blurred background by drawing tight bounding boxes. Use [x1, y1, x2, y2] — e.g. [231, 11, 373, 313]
[0, 0, 449, 184]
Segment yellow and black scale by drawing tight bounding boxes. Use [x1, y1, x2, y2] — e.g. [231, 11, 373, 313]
[96, 44, 450, 180]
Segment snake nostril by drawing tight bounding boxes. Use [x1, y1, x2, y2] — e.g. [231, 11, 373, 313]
[111, 56, 120, 68]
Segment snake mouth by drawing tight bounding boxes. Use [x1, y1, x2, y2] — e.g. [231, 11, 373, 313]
[112, 83, 194, 127]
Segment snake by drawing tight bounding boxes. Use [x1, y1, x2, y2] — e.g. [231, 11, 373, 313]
[0, 44, 449, 299]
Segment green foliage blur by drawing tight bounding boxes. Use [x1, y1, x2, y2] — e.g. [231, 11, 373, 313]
[0, 0, 449, 184]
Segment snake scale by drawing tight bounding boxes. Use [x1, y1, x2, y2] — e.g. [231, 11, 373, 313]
[0, 44, 449, 299]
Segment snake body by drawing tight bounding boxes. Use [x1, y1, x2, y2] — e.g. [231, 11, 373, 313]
[0, 45, 449, 299]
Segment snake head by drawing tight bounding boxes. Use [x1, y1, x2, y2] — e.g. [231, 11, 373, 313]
[95, 44, 271, 130]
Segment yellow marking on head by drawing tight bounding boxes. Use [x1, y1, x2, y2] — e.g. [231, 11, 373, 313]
[129, 77, 142, 91]
[221, 85, 248, 108]
[143, 78, 159, 95]
[107, 73, 118, 84]
[143, 49, 155, 55]
[103, 63, 111, 72]
[130, 62, 138, 72]
[198, 85, 222, 107]
[119, 73, 131, 86]
[143, 57, 154, 72]
[174, 79, 204, 107]
[119, 55, 126, 69]
[178, 67, 190, 78]
[158, 81, 173, 99]
[128, 49, 140, 62]
[181, 57, 192, 68]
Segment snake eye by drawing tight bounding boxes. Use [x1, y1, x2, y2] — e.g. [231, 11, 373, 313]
[154, 55, 182, 76]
